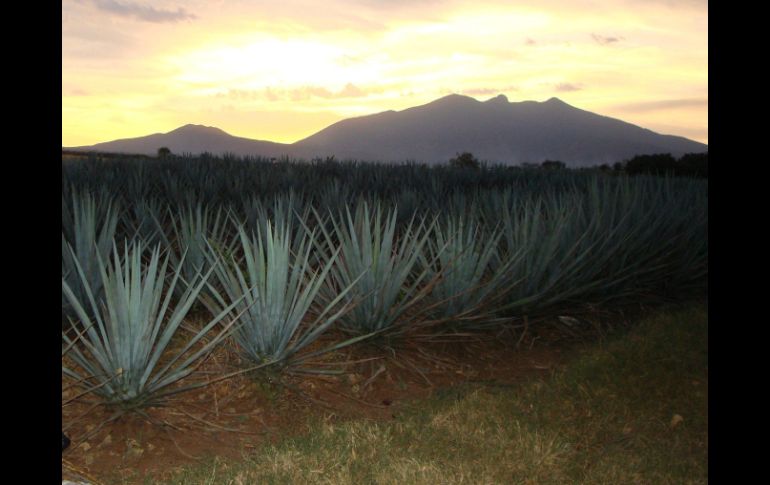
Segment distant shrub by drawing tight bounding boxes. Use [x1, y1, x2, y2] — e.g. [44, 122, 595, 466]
[541, 160, 566, 170]
[677, 152, 708, 178]
[624, 153, 678, 176]
[157, 147, 172, 159]
[623, 152, 707, 178]
[449, 152, 480, 169]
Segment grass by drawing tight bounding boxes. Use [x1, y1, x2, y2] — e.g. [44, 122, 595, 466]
[133, 302, 708, 484]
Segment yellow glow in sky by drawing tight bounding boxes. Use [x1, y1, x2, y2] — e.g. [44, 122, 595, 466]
[62, 0, 707, 147]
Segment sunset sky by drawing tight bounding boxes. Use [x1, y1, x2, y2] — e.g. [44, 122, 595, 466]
[62, 0, 708, 147]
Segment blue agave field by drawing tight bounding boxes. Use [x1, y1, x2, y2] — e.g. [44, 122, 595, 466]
[62, 154, 707, 410]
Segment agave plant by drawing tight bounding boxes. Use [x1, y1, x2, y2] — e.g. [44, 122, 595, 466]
[123, 197, 168, 249]
[203, 221, 367, 372]
[168, 202, 234, 298]
[489, 186, 641, 313]
[590, 176, 708, 297]
[241, 191, 304, 237]
[61, 156, 708, 331]
[314, 202, 440, 336]
[62, 241, 245, 410]
[487, 175, 710, 314]
[238, 192, 311, 259]
[61, 191, 119, 317]
[421, 213, 510, 323]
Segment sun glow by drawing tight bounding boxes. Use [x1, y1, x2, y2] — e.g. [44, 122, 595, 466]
[167, 36, 380, 90]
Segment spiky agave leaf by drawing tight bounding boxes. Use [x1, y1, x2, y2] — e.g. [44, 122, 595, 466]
[203, 221, 367, 371]
[61, 240, 246, 410]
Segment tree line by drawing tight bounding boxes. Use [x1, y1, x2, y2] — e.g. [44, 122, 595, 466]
[450, 151, 708, 178]
[618, 152, 708, 178]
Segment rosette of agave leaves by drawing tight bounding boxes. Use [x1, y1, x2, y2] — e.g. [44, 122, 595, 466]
[62, 240, 248, 412]
[200, 214, 371, 376]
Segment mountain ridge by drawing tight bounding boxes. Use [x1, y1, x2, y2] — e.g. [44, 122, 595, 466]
[65, 94, 707, 167]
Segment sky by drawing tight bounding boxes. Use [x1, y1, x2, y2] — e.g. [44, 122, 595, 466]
[62, 0, 708, 147]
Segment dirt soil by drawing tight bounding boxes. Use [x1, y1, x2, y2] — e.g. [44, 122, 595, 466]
[61, 312, 621, 484]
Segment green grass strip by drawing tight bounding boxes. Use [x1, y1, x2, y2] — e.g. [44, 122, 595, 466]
[146, 302, 708, 485]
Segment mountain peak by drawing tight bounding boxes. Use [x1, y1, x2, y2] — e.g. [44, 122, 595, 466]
[430, 93, 480, 106]
[544, 97, 568, 105]
[485, 94, 509, 104]
[169, 124, 228, 135]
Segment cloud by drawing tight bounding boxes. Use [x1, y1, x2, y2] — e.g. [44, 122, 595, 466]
[291, 87, 335, 101]
[219, 83, 369, 102]
[623, 0, 707, 8]
[554, 83, 582, 92]
[591, 33, 623, 45]
[338, 83, 367, 97]
[218, 89, 260, 101]
[93, 1, 196, 23]
[63, 86, 90, 96]
[616, 98, 708, 112]
[289, 83, 369, 101]
[348, 0, 450, 8]
[63, 3, 139, 58]
[461, 88, 499, 96]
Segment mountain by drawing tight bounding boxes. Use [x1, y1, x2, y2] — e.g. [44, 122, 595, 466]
[65, 95, 707, 167]
[66, 124, 291, 159]
[293, 94, 707, 166]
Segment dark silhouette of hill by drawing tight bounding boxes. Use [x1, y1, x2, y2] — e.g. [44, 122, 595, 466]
[65, 95, 707, 166]
[294, 94, 706, 166]
[67, 124, 290, 159]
